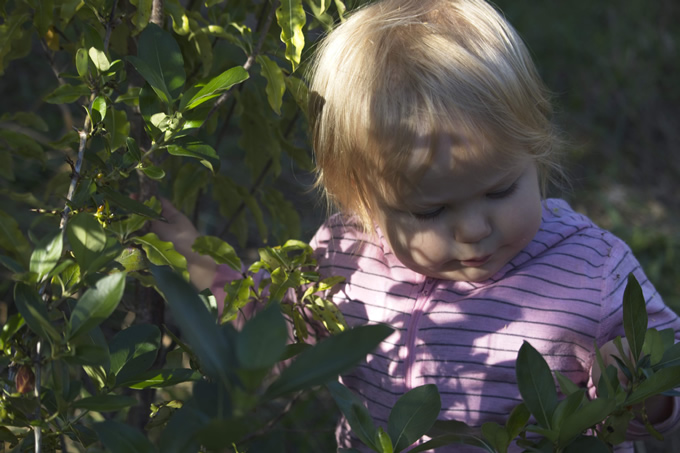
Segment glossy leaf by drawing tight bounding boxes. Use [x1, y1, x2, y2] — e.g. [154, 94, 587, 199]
[109, 324, 161, 383]
[141, 164, 166, 180]
[192, 235, 242, 271]
[388, 384, 441, 453]
[131, 233, 189, 280]
[377, 427, 394, 453]
[72, 395, 138, 411]
[166, 137, 220, 173]
[29, 231, 63, 282]
[626, 366, 680, 405]
[119, 369, 202, 389]
[276, 0, 306, 71]
[622, 274, 647, 362]
[182, 65, 248, 110]
[237, 303, 288, 369]
[516, 341, 558, 429]
[69, 272, 126, 340]
[654, 343, 680, 370]
[152, 265, 232, 385]
[265, 324, 393, 399]
[326, 381, 380, 451]
[88, 47, 110, 72]
[93, 420, 157, 453]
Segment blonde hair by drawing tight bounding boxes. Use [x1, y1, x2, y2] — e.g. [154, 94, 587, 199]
[308, 0, 564, 231]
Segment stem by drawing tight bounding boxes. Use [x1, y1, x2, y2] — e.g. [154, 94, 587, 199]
[60, 125, 90, 229]
[103, 0, 118, 51]
[34, 341, 42, 453]
[151, 0, 164, 27]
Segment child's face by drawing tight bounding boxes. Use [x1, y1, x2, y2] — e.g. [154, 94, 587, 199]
[374, 135, 543, 282]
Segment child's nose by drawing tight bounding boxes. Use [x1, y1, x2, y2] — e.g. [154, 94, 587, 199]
[452, 210, 491, 244]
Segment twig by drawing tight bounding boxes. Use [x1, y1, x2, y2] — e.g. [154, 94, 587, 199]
[33, 341, 42, 453]
[60, 125, 91, 229]
[103, 0, 118, 51]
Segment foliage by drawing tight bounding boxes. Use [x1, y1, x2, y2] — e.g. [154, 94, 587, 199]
[328, 275, 680, 453]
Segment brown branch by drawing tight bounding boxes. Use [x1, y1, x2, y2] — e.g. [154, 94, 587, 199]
[103, 0, 118, 51]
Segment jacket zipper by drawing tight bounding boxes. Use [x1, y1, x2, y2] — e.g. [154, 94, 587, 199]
[404, 277, 435, 390]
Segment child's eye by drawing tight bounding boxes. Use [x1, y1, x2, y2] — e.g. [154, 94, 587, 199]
[486, 182, 518, 200]
[411, 206, 445, 221]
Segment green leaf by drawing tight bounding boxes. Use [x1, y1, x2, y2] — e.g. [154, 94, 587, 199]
[626, 366, 680, 406]
[237, 303, 287, 369]
[29, 231, 63, 282]
[622, 274, 648, 362]
[557, 397, 616, 445]
[44, 83, 91, 104]
[69, 273, 126, 340]
[13, 283, 61, 343]
[265, 324, 393, 399]
[551, 389, 586, 429]
[388, 384, 441, 453]
[151, 265, 232, 385]
[141, 164, 166, 180]
[130, 0, 152, 30]
[75, 48, 89, 77]
[93, 420, 156, 453]
[481, 422, 509, 453]
[127, 23, 185, 104]
[88, 47, 110, 72]
[166, 137, 220, 173]
[643, 328, 665, 367]
[0, 313, 25, 349]
[326, 381, 380, 451]
[505, 403, 530, 442]
[119, 368, 202, 389]
[654, 343, 680, 370]
[515, 341, 558, 429]
[555, 371, 581, 396]
[97, 184, 163, 219]
[109, 324, 161, 383]
[72, 395, 138, 411]
[257, 56, 286, 115]
[126, 137, 142, 162]
[182, 66, 248, 110]
[66, 212, 107, 274]
[378, 427, 394, 453]
[192, 236, 241, 272]
[131, 233, 188, 280]
[276, 0, 306, 72]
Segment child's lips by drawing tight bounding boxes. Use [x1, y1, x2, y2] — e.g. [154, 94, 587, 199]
[459, 255, 491, 267]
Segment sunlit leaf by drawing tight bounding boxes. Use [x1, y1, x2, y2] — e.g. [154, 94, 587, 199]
[88, 47, 110, 72]
[119, 369, 202, 389]
[182, 66, 248, 111]
[66, 212, 106, 274]
[76, 48, 89, 77]
[166, 137, 219, 172]
[69, 272, 126, 340]
[29, 231, 63, 282]
[131, 233, 188, 280]
[276, 0, 306, 71]
[192, 236, 241, 271]
[130, 0, 152, 30]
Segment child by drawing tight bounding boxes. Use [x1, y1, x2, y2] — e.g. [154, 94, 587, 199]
[157, 0, 680, 451]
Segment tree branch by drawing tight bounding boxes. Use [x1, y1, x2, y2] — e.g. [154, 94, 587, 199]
[151, 0, 164, 27]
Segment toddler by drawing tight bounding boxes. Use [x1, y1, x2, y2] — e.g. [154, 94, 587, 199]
[157, 0, 680, 451]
